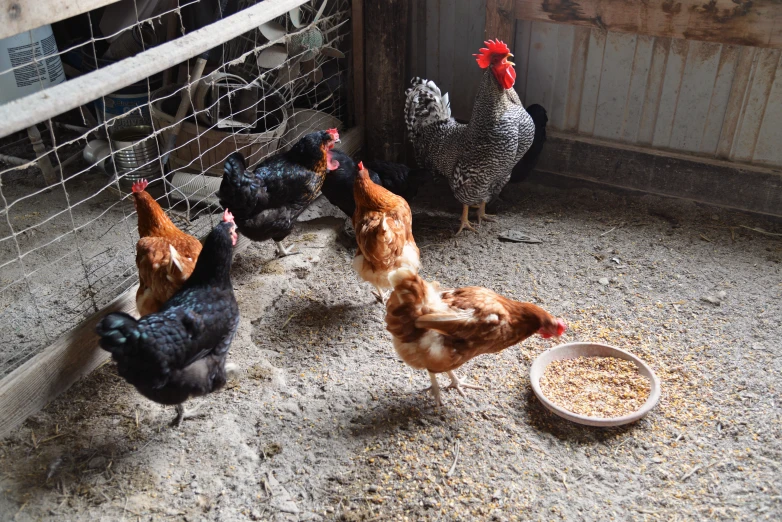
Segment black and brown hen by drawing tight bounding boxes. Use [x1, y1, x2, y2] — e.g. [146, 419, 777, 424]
[218, 129, 340, 256]
[96, 210, 240, 426]
[509, 104, 548, 184]
[320, 150, 431, 218]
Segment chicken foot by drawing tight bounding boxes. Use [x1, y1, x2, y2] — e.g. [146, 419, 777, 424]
[476, 201, 496, 224]
[274, 241, 299, 258]
[445, 370, 484, 398]
[455, 205, 477, 235]
[372, 286, 390, 305]
[425, 371, 444, 407]
[171, 403, 206, 427]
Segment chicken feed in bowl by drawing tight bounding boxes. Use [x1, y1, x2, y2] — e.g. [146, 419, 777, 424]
[538, 356, 651, 418]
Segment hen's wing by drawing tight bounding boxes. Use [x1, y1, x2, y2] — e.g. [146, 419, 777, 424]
[414, 287, 512, 349]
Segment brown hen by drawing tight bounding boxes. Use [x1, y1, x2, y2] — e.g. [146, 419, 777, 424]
[352, 162, 420, 303]
[385, 268, 566, 406]
[132, 179, 202, 316]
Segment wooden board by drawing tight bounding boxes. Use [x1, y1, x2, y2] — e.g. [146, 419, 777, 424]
[0, 0, 311, 140]
[485, 0, 515, 45]
[364, 0, 410, 161]
[351, 0, 365, 131]
[0, 126, 363, 438]
[0, 0, 121, 40]
[513, 0, 782, 49]
[535, 131, 782, 217]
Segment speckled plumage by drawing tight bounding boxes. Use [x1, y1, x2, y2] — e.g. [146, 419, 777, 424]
[218, 131, 333, 243]
[96, 220, 239, 407]
[405, 70, 535, 206]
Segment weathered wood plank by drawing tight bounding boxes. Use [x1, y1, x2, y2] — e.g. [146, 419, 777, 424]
[485, 0, 515, 45]
[670, 40, 722, 152]
[351, 0, 365, 131]
[535, 131, 782, 218]
[364, 0, 410, 161]
[450, 0, 486, 120]
[592, 31, 637, 141]
[425, 0, 441, 82]
[652, 38, 689, 148]
[514, 0, 782, 49]
[621, 35, 654, 142]
[731, 48, 781, 162]
[577, 28, 607, 135]
[525, 22, 559, 109]
[513, 19, 533, 105]
[0, 0, 121, 40]
[637, 37, 671, 145]
[752, 53, 782, 166]
[564, 25, 590, 131]
[716, 46, 757, 159]
[700, 44, 739, 155]
[437, 0, 456, 102]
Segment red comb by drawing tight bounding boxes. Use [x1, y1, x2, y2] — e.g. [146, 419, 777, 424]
[474, 39, 511, 68]
[222, 209, 234, 223]
[131, 179, 148, 193]
[357, 161, 365, 171]
[327, 128, 340, 140]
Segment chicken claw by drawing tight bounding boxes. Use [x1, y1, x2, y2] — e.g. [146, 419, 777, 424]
[476, 202, 496, 224]
[274, 241, 300, 258]
[445, 371, 484, 398]
[425, 371, 444, 407]
[372, 287, 390, 305]
[455, 205, 477, 235]
[171, 403, 206, 427]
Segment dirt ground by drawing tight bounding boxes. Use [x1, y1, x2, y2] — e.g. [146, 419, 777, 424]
[1, 180, 780, 521]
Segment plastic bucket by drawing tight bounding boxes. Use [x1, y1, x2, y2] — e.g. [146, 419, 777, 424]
[0, 24, 65, 104]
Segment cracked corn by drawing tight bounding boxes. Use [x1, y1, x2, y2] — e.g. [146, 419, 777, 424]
[539, 356, 651, 418]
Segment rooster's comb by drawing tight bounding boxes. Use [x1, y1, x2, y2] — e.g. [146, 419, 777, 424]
[474, 39, 511, 68]
[131, 179, 149, 193]
[357, 161, 365, 171]
[327, 128, 340, 140]
[222, 209, 235, 223]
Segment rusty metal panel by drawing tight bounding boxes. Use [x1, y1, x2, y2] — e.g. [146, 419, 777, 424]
[512, 19, 782, 168]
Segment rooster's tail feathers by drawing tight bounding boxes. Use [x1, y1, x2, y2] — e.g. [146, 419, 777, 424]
[405, 77, 451, 140]
[96, 312, 141, 356]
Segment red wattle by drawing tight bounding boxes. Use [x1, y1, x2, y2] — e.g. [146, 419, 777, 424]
[326, 150, 340, 171]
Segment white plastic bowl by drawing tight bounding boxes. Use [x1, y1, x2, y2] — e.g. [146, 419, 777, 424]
[529, 342, 661, 427]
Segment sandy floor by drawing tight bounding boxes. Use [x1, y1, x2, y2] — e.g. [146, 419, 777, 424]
[0, 181, 780, 521]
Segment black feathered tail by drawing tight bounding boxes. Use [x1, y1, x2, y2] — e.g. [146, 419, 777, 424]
[510, 104, 548, 183]
[218, 152, 263, 219]
[365, 160, 432, 202]
[96, 312, 141, 356]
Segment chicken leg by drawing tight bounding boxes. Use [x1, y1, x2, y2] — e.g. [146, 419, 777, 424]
[476, 202, 496, 225]
[423, 371, 444, 407]
[445, 371, 484, 398]
[274, 240, 299, 257]
[171, 403, 206, 427]
[455, 205, 477, 235]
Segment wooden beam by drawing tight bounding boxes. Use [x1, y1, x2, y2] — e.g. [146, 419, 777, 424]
[535, 131, 782, 217]
[0, 125, 363, 438]
[514, 0, 782, 49]
[351, 0, 365, 132]
[485, 0, 515, 46]
[0, 0, 121, 40]
[0, 0, 311, 140]
[364, 0, 409, 162]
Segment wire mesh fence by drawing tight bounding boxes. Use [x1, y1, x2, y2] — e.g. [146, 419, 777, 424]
[0, 0, 353, 378]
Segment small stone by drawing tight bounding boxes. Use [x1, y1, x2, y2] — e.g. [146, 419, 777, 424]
[87, 456, 107, 469]
[701, 295, 721, 305]
[598, 278, 610, 286]
[423, 498, 437, 509]
[717, 290, 727, 299]
[711, 214, 719, 221]
[366, 484, 380, 493]
[492, 489, 502, 500]
[250, 510, 262, 520]
[326, 506, 335, 513]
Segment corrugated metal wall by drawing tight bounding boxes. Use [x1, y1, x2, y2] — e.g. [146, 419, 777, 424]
[411, 2, 782, 169]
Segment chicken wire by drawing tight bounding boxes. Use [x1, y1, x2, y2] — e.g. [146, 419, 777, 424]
[0, 0, 352, 378]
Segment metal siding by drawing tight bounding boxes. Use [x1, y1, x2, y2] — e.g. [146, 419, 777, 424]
[411, 7, 782, 168]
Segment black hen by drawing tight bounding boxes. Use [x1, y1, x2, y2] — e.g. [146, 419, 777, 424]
[96, 211, 240, 426]
[320, 150, 431, 217]
[218, 129, 340, 256]
[509, 104, 548, 183]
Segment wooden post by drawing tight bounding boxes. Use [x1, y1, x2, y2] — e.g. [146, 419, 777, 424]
[364, 0, 409, 162]
[485, 0, 515, 46]
[351, 0, 365, 132]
